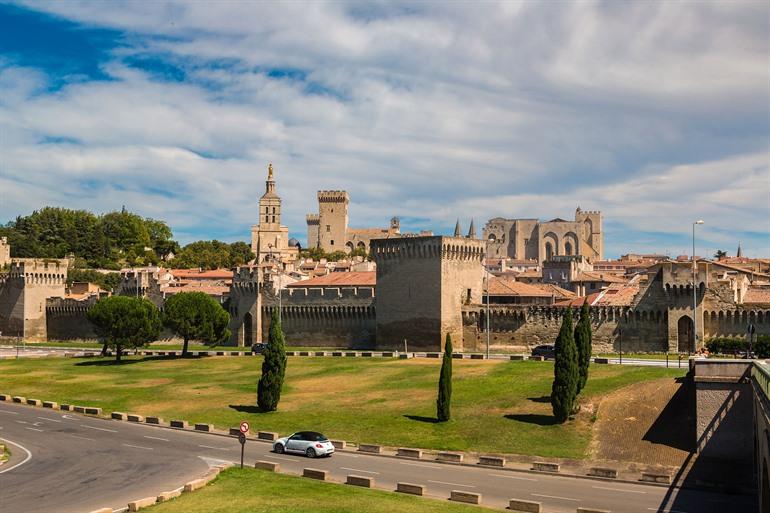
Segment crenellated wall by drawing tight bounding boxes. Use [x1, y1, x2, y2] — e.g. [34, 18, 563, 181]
[46, 296, 98, 340]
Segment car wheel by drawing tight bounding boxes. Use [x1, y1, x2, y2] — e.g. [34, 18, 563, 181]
[274, 443, 284, 454]
[306, 447, 316, 458]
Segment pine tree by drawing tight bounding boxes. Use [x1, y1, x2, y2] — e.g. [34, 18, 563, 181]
[574, 300, 592, 394]
[257, 309, 287, 412]
[551, 307, 578, 423]
[437, 333, 453, 422]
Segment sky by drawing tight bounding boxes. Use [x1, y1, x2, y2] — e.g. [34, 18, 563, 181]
[0, 0, 768, 259]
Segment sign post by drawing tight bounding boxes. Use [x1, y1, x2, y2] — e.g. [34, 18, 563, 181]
[239, 421, 250, 469]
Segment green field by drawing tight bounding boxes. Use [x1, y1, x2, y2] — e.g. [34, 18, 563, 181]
[148, 467, 484, 513]
[0, 355, 684, 458]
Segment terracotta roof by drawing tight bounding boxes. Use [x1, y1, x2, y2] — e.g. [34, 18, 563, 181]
[287, 271, 376, 288]
[531, 283, 576, 299]
[485, 278, 552, 297]
[572, 271, 628, 284]
[556, 292, 602, 307]
[170, 269, 233, 280]
[744, 286, 770, 305]
[516, 270, 542, 278]
[164, 284, 230, 296]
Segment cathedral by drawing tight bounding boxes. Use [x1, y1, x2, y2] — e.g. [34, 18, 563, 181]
[250, 164, 299, 264]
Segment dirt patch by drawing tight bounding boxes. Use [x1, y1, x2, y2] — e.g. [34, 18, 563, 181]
[591, 377, 693, 467]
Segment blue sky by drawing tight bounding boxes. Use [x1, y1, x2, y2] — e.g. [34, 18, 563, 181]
[0, 1, 768, 258]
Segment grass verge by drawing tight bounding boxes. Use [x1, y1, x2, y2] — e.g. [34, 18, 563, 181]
[148, 467, 486, 513]
[0, 356, 684, 458]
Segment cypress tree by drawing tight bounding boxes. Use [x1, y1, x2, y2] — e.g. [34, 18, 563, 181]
[551, 307, 578, 423]
[575, 299, 592, 394]
[257, 309, 287, 412]
[437, 333, 453, 422]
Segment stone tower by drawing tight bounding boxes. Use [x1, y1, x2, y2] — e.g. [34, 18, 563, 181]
[574, 207, 603, 260]
[306, 214, 320, 250]
[315, 190, 349, 253]
[251, 164, 296, 263]
[0, 237, 9, 267]
[0, 259, 67, 340]
[372, 235, 485, 351]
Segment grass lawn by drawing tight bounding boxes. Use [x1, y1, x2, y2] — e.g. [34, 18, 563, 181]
[148, 467, 485, 513]
[0, 356, 684, 458]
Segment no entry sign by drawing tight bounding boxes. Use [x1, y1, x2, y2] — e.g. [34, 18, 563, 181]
[240, 421, 250, 433]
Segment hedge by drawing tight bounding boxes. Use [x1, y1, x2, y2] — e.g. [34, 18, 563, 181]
[706, 336, 770, 358]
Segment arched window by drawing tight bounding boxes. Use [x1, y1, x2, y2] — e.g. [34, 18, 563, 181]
[545, 242, 553, 260]
[565, 242, 573, 255]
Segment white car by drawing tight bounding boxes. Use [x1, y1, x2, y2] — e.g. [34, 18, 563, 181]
[273, 431, 335, 458]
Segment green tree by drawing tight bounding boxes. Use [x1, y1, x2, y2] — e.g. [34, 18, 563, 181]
[86, 296, 161, 362]
[163, 292, 231, 356]
[257, 309, 287, 412]
[436, 333, 453, 422]
[574, 300, 592, 394]
[551, 307, 578, 423]
[714, 249, 727, 259]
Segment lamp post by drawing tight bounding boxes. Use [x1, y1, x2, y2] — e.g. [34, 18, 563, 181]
[485, 237, 493, 359]
[692, 220, 704, 354]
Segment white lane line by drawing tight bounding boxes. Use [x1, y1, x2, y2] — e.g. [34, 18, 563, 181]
[532, 493, 579, 502]
[0, 438, 33, 474]
[14, 420, 28, 424]
[37, 416, 61, 423]
[0, 410, 19, 415]
[198, 444, 230, 451]
[123, 443, 153, 451]
[400, 461, 442, 469]
[81, 424, 118, 433]
[69, 434, 95, 441]
[336, 453, 359, 458]
[262, 455, 297, 462]
[593, 485, 646, 494]
[427, 480, 476, 488]
[341, 467, 380, 475]
[144, 435, 169, 442]
[488, 473, 538, 481]
[25, 427, 44, 432]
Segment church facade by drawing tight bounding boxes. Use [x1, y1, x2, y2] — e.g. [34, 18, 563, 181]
[251, 164, 299, 264]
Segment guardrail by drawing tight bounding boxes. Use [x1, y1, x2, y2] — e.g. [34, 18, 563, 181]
[752, 360, 770, 402]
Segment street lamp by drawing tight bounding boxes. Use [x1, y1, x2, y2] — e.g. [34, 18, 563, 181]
[485, 237, 493, 359]
[692, 220, 704, 354]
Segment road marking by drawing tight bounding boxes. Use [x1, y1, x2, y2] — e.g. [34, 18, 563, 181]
[81, 424, 118, 433]
[0, 410, 19, 415]
[123, 443, 153, 451]
[593, 485, 646, 494]
[0, 438, 32, 474]
[69, 434, 95, 441]
[14, 420, 28, 424]
[341, 467, 380, 475]
[488, 473, 538, 481]
[144, 435, 169, 442]
[25, 427, 44, 432]
[400, 461, 442, 469]
[37, 416, 61, 423]
[532, 493, 579, 502]
[428, 480, 476, 488]
[198, 444, 230, 451]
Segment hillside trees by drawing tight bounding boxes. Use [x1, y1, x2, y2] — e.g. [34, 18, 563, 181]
[172, 240, 255, 269]
[551, 307, 578, 423]
[87, 296, 162, 362]
[163, 292, 231, 356]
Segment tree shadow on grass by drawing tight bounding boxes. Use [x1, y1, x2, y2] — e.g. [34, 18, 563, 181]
[229, 404, 273, 414]
[504, 413, 558, 426]
[75, 355, 203, 366]
[403, 414, 440, 424]
[527, 395, 551, 403]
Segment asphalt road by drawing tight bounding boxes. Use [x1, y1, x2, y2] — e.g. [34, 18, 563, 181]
[0, 401, 756, 513]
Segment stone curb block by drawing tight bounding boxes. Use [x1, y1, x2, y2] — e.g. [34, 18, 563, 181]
[640, 472, 670, 484]
[88, 509, 113, 513]
[0, 394, 10, 401]
[314, 351, 325, 356]
[331, 440, 346, 450]
[303, 468, 328, 480]
[127, 414, 145, 423]
[396, 482, 425, 496]
[127, 496, 157, 511]
[529, 356, 545, 361]
[436, 452, 464, 463]
[73, 406, 86, 413]
[111, 412, 127, 420]
[594, 358, 610, 364]
[532, 461, 559, 473]
[577, 508, 612, 513]
[255, 460, 280, 472]
[26, 398, 42, 406]
[345, 352, 358, 357]
[346, 475, 374, 488]
[170, 419, 189, 429]
[382, 352, 394, 357]
[478, 455, 506, 467]
[60, 404, 72, 411]
[589, 467, 618, 479]
[508, 498, 541, 512]
[451, 353, 463, 359]
[42, 401, 59, 409]
[358, 443, 382, 454]
[509, 355, 526, 360]
[146, 416, 163, 425]
[470, 354, 484, 359]
[397, 448, 423, 459]
[451, 490, 481, 504]
[361, 352, 373, 357]
[183, 478, 206, 492]
[12, 396, 25, 403]
[84, 407, 102, 416]
[257, 431, 278, 441]
[194, 423, 213, 432]
[229, 427, 242, 436]
[156, 489, 182, 502]
[332, 352, 343, 357]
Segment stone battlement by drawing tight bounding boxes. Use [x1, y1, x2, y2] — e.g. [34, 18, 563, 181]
[305, 214, 320, 225]
[317, 190, 350, 203]
[371, 236, 484, 262]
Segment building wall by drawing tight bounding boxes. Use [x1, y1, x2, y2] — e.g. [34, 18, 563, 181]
[0, 274, 24, 337]
[0, 237, 10, 267]
[306, 215, 320, 250]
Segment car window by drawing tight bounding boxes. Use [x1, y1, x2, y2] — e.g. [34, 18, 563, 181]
[307, 432, 328, 441]
[289, 434, 301, 440]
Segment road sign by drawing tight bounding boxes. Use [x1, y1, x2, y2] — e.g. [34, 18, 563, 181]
[238, 431, 247, 468]
[240, 421, 250, 434]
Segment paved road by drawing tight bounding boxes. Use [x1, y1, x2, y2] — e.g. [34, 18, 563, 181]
[0, 402, 755, 513]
